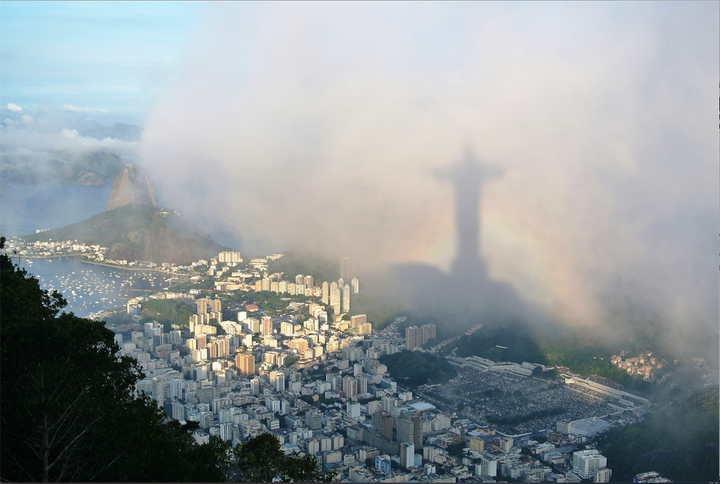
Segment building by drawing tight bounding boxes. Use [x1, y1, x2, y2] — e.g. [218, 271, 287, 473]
[270, 371, 285, 392]
[397, 413, 422, 449]
[594, 467, 612, 483]
[405, 326, 422, 349]
[322, 281, 329, 304]
[375, 455, 392, 475]
[196, 297, 209, 314]
[218, 251, 242, 263]
[330, 282, 341, 314]
[567, 417, 610, 437]
[261, 316, 273, 336]
[400, 443, 415, 469]
[572, 450, 608, 480]
[351, 277, 359, 294]
[342, 285, 351, 313]
[235, 353, 255, 377]
[477, 455, 498, 477]
[304, 275, 313, 289]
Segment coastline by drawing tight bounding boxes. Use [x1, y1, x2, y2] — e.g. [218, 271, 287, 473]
[80, 259, 181, 276]
[11, 253, 184, 277]
[11, 254, 83, 260]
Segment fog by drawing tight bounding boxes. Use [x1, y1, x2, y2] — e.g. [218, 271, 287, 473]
[136, 3, 717, 354]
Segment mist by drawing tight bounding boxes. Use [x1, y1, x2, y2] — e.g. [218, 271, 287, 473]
[139, 2, 718, 357]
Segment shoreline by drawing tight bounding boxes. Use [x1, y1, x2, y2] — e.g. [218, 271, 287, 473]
[11, 254, 83, 260]
[11, 254, 183, 277]
[79, 259, 181, 276]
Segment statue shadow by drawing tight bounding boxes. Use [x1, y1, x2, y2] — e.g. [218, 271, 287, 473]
[385, 149, 559, 342]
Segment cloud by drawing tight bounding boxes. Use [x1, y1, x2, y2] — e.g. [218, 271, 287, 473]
[62, 104, 91, 112]
[21, 114, 34, 124]
[2, 124, 138, 155]
[7, 103, 22, 112]
[140, 3, 717, 354]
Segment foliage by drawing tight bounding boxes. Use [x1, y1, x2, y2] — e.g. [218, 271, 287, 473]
[223, 290, 319, 315]
[267, 250, 340, 288]
[142, 298, 195, 328]
[0, 245, 226, 482]
[229, 433, 336, 482]
[379, 351, 457, 387]
[452, 322, 651, 392]
[446, 442, 467, 457]
[596, 385, 719, 482]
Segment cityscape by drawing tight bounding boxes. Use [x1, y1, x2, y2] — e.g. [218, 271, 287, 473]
[5, 235, 715, 482]
[1, 2, 717, 483]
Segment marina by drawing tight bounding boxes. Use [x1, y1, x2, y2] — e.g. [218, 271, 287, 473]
[16, 256, 170, 318]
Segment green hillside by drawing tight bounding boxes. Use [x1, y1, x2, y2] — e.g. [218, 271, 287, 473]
[267, 250, 340, 284]
[22, 205, 224, 265]
[597, 385, 719, 482]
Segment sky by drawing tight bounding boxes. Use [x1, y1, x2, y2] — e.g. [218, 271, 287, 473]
[1, 2, 718, 351]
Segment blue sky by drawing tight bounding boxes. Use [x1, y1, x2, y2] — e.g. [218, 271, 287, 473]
[0, 1, 198, 123]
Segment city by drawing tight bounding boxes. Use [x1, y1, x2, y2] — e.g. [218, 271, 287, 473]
[4, 237, 685, 483]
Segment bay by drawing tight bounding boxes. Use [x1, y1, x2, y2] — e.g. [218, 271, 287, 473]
[15, 256, 170, 318]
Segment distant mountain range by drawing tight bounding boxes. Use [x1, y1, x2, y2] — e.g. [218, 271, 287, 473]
[1, 150, 128, 186]
[74, 117, 143, 142]
[0, 119, 144, 186]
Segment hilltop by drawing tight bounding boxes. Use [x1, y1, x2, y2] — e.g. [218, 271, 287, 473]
[22, 204, 225, 265]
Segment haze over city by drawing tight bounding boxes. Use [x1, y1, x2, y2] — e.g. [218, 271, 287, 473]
[1, 2, 717, 362]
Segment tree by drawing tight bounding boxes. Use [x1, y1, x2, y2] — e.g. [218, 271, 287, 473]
[229, 433, 336, 482]
[0, 242, 226, 481]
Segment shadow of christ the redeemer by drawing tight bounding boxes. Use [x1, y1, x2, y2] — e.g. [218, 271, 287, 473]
[388, 148, 547, 331]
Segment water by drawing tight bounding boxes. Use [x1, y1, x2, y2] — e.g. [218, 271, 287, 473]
[0, 183, 112, 237]
[1, 182, 209, 317]
[14, 256, 170, 318]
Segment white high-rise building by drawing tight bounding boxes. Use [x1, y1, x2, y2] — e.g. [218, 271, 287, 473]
[330, 282, 340, 314]
[572, 450, 607, 479]
[351, 277, 359, 294]
[342, 285, 351, 313]
[218, 251, 242, 263]
[270, 371, 285, 392]
[322, 281, 329, 304]
[477, 455, 498, 477]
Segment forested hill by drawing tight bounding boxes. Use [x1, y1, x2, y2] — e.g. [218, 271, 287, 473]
[22, 204, 224, 265]
[267, 250, 340, 284]
[597, 385, 719, 482]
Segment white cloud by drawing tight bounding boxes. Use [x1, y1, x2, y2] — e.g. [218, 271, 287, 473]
[61, 128, 79, 138]
[140, 2, 717, 353]
[7, 103, 22, 112]
[62, 104, 91, 112]
[21, 114, 34, 124]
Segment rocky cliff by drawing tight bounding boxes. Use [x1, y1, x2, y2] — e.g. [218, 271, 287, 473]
[107, 164, 157, 211]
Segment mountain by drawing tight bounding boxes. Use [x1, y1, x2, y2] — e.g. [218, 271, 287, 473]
[107, 163, 157, 211]
[22, 204, 225, 265]
[0, 149, 126, 186]
[75, 117, 144, 142]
